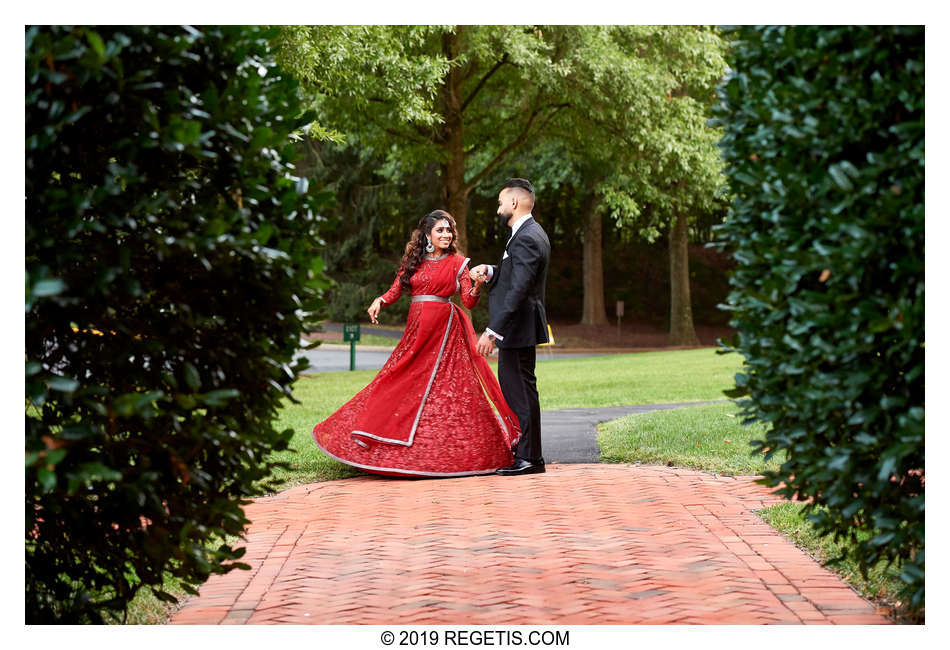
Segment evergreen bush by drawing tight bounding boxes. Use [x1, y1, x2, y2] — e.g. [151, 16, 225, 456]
[26, 25, 330, 622]
[712, 26, 924, 610]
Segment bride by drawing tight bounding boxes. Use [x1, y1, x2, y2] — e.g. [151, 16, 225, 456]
[311, 210, 521, 477]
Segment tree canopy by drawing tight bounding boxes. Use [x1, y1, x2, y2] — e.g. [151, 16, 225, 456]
[277, 26, 728, 340]
[276, 26, 725, 248]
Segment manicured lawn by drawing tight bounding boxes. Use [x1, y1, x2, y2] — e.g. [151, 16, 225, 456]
[355, 333, 398, 347]
[536, 348, 740, 409]
[266, 370, 376, 489]
[597, 400, 784, 475]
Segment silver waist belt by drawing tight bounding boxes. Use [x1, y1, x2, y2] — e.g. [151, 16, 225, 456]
[411, 295, 450, 303]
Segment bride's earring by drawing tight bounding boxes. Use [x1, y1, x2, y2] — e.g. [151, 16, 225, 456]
[425, 237, 435, 253]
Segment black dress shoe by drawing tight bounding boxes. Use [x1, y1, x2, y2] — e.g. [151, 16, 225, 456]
[496, 458, 545, 476]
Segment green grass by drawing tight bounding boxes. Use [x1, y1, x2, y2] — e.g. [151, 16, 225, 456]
[115, 531, 244, 624]
[355, 333, 398, 347]
[108, 577, 189, 624]
[266, 370, 374, 490]
[597, 400, 784, 475]
[535, 348, 741, 409]
[758, 503, 918, 623]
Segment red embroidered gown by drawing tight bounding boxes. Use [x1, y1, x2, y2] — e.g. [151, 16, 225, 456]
[312, 253, 521, 477]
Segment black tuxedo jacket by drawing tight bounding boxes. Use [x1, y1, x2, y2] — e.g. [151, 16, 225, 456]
[486, 217, 551, 349]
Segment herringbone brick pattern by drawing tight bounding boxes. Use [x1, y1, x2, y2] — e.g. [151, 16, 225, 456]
[170, 464, 890, 625]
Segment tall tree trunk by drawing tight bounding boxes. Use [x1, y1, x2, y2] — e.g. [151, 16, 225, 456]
[445, 157, 468, 254]
[581, 195, 609, 326]
[440, 29, 470, 254]
[668, 207, 700, 346]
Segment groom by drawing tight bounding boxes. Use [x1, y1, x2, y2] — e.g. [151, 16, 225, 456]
[471, 178, 551, 476]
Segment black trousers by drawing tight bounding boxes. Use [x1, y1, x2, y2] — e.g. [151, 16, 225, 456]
[497, 345, 542, 462]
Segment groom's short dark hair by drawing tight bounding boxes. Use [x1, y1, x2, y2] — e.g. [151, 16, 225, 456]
[503, 178, 535, 200]
[503, 178, 535, 209]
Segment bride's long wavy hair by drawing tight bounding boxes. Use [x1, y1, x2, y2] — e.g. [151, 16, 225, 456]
[399, 210, 460, 294]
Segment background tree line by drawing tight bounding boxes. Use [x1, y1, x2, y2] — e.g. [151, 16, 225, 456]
[276, 25, 731, 344]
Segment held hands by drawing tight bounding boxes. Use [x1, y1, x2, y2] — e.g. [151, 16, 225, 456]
[367, 298, 382, 324]
[470, 265, 494, 356]
[473, 273, 486, 289]
[476, 331, 495, 357]
[469, 264, 490, 285]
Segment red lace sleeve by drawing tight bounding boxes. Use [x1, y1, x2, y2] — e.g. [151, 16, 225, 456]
[458, 258, 481, 309]
[379, 266, 404, 305]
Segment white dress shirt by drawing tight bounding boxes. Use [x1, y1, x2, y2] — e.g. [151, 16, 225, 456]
[485, 213, 533, 342]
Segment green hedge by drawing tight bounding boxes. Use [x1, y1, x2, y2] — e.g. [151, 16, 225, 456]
[712, 26, 924, 609]
[26, 26, 330, 622]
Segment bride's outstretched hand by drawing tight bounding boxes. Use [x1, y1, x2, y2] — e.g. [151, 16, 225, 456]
[367, 298, 382, 324]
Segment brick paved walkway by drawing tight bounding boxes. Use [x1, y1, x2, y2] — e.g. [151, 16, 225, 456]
[170, 464, 890, 625]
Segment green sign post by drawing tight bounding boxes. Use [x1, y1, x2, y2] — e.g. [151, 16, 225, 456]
[343, 323, 361, 371]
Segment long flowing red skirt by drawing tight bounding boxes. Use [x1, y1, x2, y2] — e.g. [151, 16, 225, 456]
[312, 301, 520, 477]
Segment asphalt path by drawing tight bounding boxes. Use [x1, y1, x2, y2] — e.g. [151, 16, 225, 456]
[296, 346, 398, 372]
[541, 401, 721, 464]
[295, 342, 606, 373]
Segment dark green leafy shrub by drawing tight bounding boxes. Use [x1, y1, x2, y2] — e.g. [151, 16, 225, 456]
[323, 220, 409, 326]
[26, 25, 331, 622]
[712, 26, 924, 611]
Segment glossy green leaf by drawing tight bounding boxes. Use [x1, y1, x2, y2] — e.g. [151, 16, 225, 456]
[829, 164, 854, 191]
[36, 468, 57, 492]
[32, 278, 66, 297]
[201, 389, 240, 406]
[47, 376, 79, 393]
[183, 362, 201, 391]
